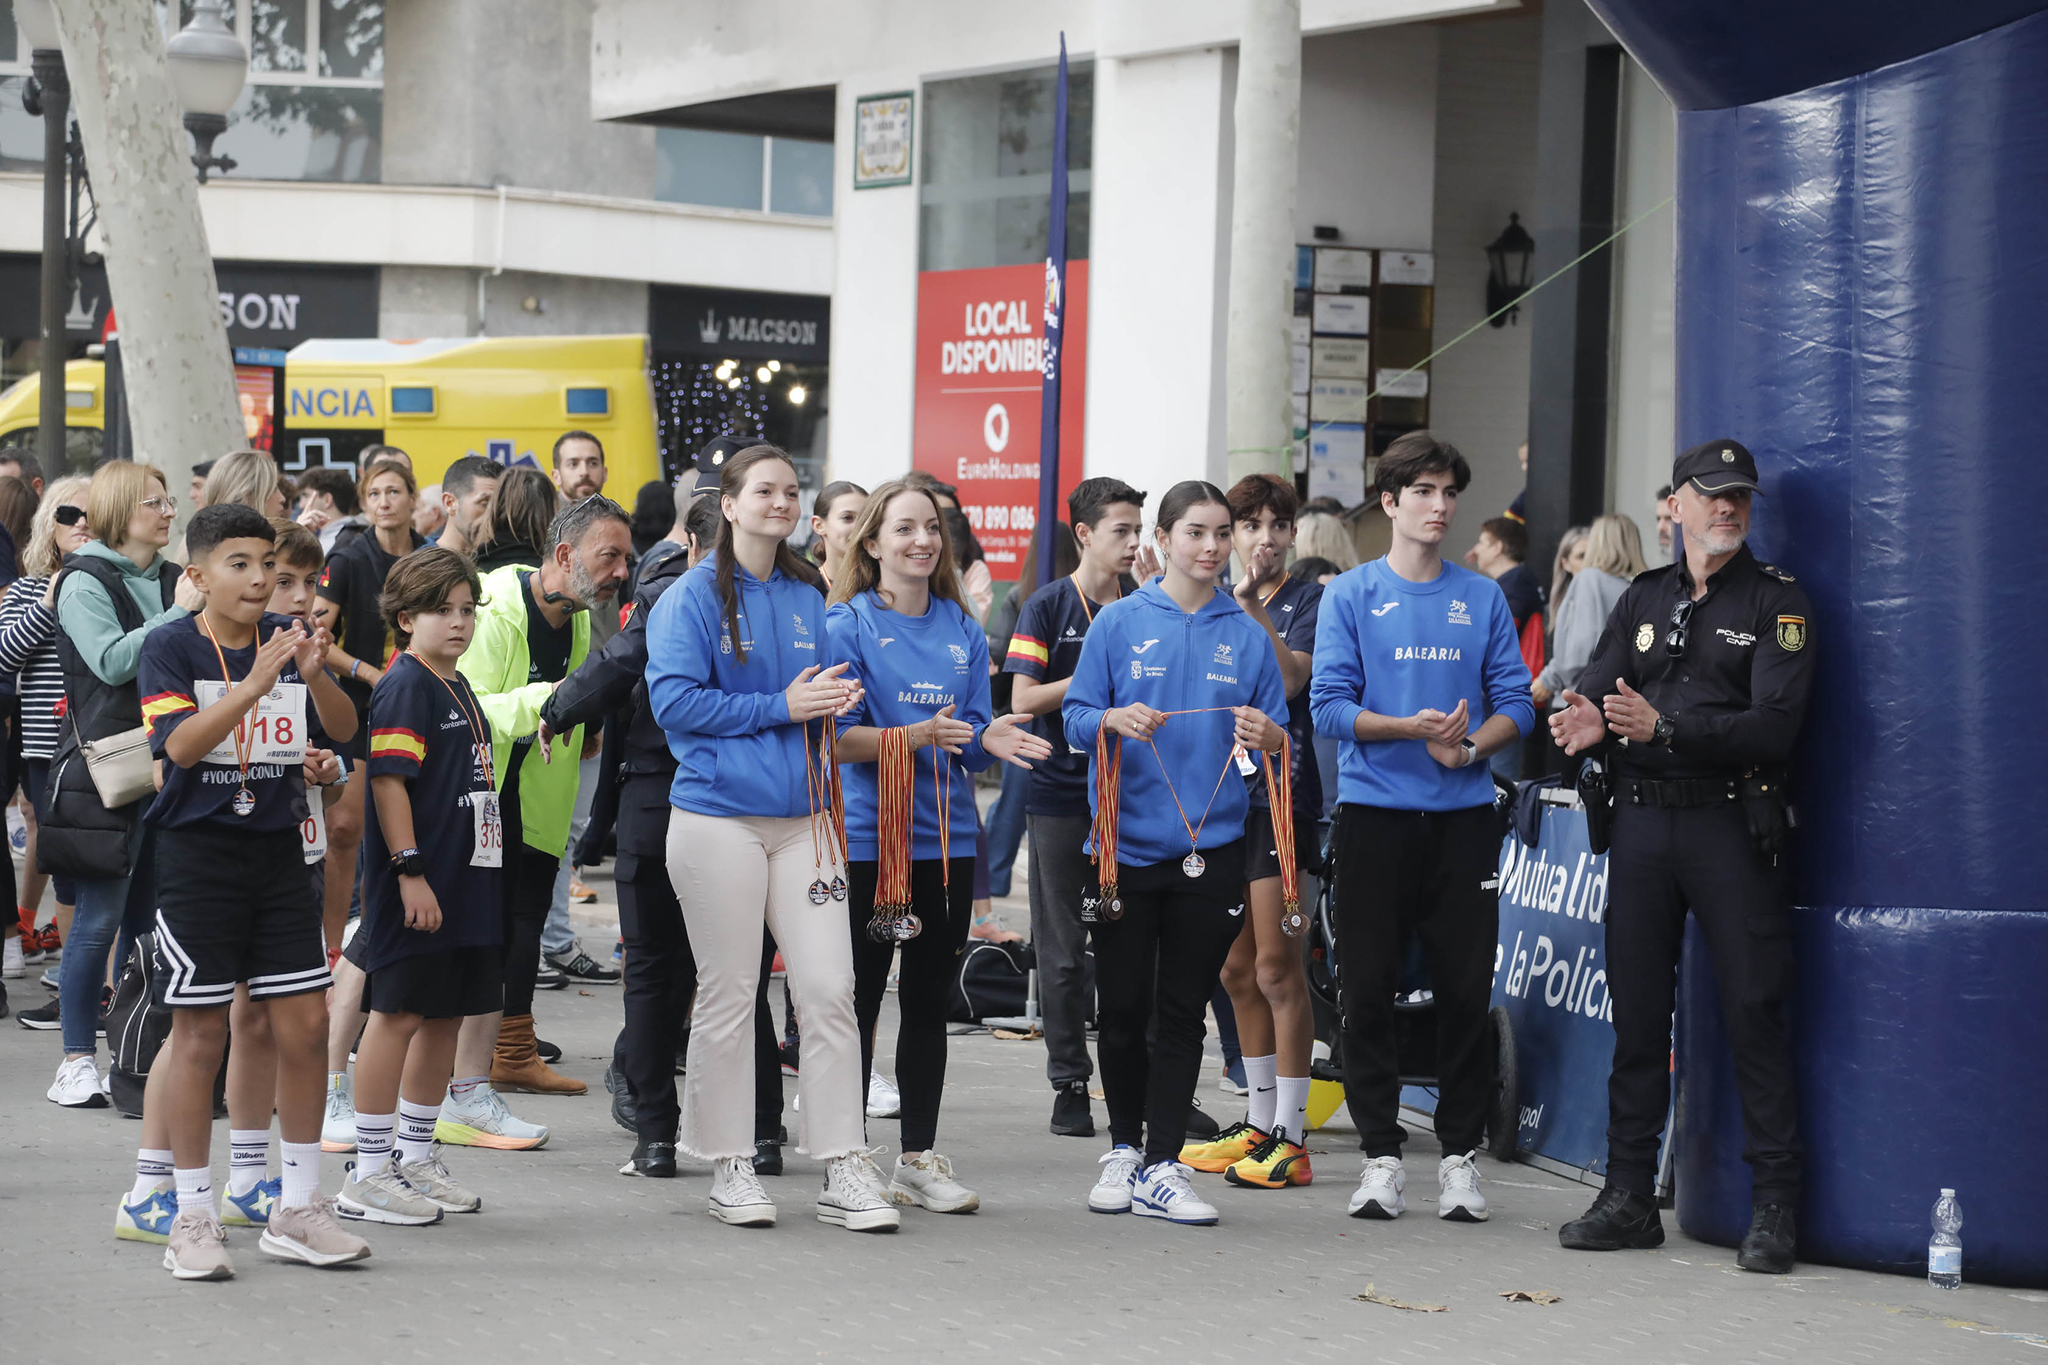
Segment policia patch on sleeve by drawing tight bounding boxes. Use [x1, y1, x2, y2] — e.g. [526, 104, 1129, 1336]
[1777, 615, 1807, 651]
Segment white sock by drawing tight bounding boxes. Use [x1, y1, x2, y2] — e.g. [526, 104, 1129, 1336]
[1243, 1053, 1279, 1132]
[354, 1111, 396, 1178]
[132, 1148, 174, 1203]
[280, 1140, 321, 1210]
[228, 1127, 271, 1195]
[1275, 1075, 1311, 1145]
[174, 1166, 216, 1223]
[397, 1098, 439, 1166]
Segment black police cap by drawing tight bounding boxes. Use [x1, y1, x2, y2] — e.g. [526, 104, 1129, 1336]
[1673, 438, 1760, 496]
[691, 433, 753, 493]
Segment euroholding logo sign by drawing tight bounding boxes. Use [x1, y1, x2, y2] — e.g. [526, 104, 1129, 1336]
[287, 384, 379, 423]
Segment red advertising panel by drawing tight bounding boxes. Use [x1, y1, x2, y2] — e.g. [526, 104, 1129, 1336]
[913, 261, 1088, 581]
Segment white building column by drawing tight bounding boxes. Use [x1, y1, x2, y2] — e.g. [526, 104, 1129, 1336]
[1083, 45, 1237, 504]
[825, 72, 921, 491]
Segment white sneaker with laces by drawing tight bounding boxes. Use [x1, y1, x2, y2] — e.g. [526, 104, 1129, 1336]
[2, 933, 22, 978]
[48, 1054, 108, 1109]
[1132, 1161, 1219, 1226]
[709, 1155, 777, 1226]
[818, 1148, 900, 1232]
[888, 1151, 980, 1213]
[1437, 1149, 1488, 1222]
[1348, 1155, 1407, 1219]
[335, 1162, 444, 1226]
[1089, 1145, 1143, 1214]
[399, 1144, 482, 1212]
[321, 1072, 357, 1152]
[436, 1083, 550, 1150]
[866, 1071, 901, 1119]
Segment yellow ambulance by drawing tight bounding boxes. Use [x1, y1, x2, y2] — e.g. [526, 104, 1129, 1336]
[0, 334, 662, 491]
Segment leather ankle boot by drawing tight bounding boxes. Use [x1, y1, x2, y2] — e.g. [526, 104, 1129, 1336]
[491, 1013, 588, 1094]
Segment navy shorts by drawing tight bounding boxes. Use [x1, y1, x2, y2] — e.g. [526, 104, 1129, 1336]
[364, 944, 504, 1020]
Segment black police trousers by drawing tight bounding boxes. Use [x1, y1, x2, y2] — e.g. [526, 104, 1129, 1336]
[1331, 803, 1501, 1158]
[613, 775, 782, 1145]
[1604, 799, 1802, 1204]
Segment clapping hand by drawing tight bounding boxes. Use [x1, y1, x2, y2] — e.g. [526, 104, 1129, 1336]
[1550, 689, 1605, 755]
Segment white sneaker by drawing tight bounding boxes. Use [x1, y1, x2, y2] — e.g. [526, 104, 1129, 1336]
[818, 1148, 901, 1232]
[334, 1162, 444, 1226]
[399, 1144, 482, 1212]
[1132, 1161, 1219, 1226]
[1089, 1145, 1143, 1214]
[1437, 1149, 1488, 1222]
[866, 1071, 901, 1119]
[48, 1054, 108, 1109]
[1348, 1155, 1407, 1219]
[709, 1155, 777, 1226]
[436, 1084, 550, 1150]
[2, 933, 22, 978]
[320, 1072, 357, 1153]
[888, 1151, 980, 1214]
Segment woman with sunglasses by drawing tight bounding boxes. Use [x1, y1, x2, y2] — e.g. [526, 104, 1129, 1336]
[0, 478, 90, 995]
[44, 463, 203, 1108]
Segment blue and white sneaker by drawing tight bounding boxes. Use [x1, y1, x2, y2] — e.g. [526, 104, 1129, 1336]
[1088, 1144, 1144, 1214]
[114, 1184, 180, 1244]
[222, 1177, 282, 1227]
[1132, 1161, 1220, 1226]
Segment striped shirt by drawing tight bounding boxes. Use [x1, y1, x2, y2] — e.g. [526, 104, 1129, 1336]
[0, 577, 69, 759]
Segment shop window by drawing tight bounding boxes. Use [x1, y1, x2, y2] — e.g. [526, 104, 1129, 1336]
[919, 62, 1092, 272]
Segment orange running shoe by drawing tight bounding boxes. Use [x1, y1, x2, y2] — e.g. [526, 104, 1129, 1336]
[1224, 1130, 1313, 1189]
[1178, 1120, 1269, 1174]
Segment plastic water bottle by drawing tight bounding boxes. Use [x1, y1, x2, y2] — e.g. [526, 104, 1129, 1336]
[1928, 1189, 1963, 1289]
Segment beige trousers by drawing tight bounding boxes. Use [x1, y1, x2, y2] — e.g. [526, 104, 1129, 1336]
[666, 808, 864, 1161]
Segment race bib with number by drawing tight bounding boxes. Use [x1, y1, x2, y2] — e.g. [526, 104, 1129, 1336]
[1233, 744, 1258, 777]
[193, 680, 308, 765]
[471, 791, 503, 869]
[301, 793, 328, 864]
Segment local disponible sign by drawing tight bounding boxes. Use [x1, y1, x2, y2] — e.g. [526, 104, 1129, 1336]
[913, 261, 1089, 581]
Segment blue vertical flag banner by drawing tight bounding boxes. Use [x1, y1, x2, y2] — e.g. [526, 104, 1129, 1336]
[1035, 34, 1070, 591]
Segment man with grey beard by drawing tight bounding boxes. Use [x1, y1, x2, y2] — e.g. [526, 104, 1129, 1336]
[453, 496, 634, 1103]
[1548, 439, 1816, 1276]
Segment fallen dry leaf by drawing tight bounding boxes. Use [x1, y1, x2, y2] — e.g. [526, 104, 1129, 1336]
[990, 1028, 1042, 1041]
[1357, 1283, 1448, 1313]
[1499, 1290, 1562, 1305]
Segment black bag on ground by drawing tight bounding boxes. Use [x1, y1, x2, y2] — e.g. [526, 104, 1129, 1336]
[106, 932, 169, 1118]
[106, 931, 228, 1119]
[36, 554, 175, 881]
[947, 940, 1097, 1025]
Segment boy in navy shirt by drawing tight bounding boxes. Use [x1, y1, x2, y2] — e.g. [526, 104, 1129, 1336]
[1004, 476, 1146, 1139]
[138, 504, 369, 1280]
[1310, 432, 1534, 1228]
[338, 547, 502, 1226]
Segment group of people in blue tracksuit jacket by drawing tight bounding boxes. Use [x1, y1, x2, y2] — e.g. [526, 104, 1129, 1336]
[640, 430, 1537, 1234]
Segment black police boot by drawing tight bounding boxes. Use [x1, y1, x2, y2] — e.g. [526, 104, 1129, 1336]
[619, 1138, 677, 1178]
[1050, 1080, 1095, 1137]
[753, 1136, 784, 1176]
[1737, 1202, 1798, 1274]
[604, 1062, 639, 1134]
[1558, 1185, 1665, 1251]
[1184, 1097, 1221, 1140]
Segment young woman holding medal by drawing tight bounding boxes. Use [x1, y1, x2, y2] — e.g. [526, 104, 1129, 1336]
[646, 444, 901, 1233]
[824, 480, 1051, 1215]
[1062, 480, 1291, 1227]
[1180, 474, 1325, 1190]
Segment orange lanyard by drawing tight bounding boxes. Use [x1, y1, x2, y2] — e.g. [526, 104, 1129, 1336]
[197, 612, 257, 808]
[1071, 573, 1118, 625]
[406, 650, 494, 788]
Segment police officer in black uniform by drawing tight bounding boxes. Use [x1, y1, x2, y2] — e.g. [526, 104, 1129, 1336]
[1547, 438, 1815, 1274]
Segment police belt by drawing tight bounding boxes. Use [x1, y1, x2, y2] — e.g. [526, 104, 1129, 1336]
[1617, 775, 1742, 809]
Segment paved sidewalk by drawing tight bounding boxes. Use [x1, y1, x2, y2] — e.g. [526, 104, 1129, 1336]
[2, 935, 2042, 1362]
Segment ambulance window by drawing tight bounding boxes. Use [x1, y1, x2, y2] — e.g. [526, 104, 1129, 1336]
[565, 387, 609, 417]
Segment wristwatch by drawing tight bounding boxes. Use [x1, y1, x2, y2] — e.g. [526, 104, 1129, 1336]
[1652, 715, 1676, 747]
[1459, 738, 1478, 767]
[391, 848, 426, 878]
